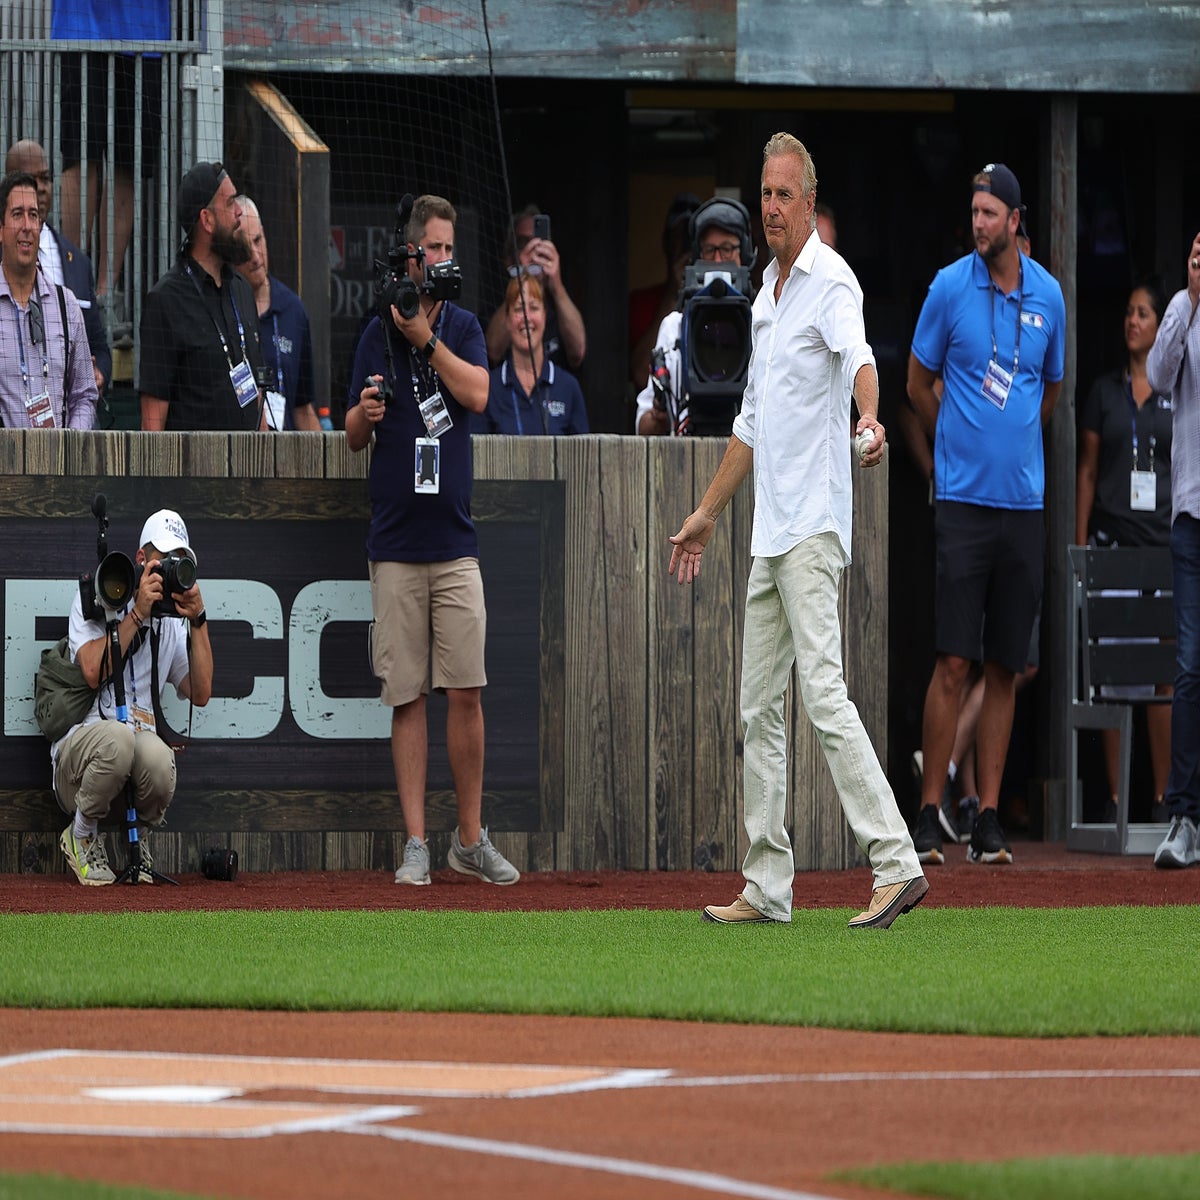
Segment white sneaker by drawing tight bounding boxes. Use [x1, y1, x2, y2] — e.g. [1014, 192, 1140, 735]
[394, 836, 431, 885]
[447, 827, 520, 885]
[1153, 815, 1198, 869]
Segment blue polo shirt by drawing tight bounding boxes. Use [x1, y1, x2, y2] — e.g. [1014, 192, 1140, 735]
[911, 251, 1065, 509]
[473, 358, 589, 435]
[259, 277, 316, 429]
[347, 303, 486, 563]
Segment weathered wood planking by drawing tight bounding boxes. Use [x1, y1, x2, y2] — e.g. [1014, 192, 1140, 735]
[1, 429, 886, 875]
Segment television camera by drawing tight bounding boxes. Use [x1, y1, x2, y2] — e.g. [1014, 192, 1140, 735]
[677, 262, 754, 437]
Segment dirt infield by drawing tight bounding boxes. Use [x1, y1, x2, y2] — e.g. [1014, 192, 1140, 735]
[3, 842, 1200, 1200]
[5, 837, 1198, 914]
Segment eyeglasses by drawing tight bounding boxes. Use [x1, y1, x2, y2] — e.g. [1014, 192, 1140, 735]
[699, 241, 740, 261]
[28, 297, 43, 347]
[507, 264, 543, 278]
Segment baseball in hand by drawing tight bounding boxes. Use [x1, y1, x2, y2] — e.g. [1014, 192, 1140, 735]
[1192, 258, 1200, 270]
[856, 428, 875, 461]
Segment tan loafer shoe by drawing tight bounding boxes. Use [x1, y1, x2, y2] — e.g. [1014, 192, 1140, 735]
[702, 893, 773, 923]
[847, 875, 929, 930]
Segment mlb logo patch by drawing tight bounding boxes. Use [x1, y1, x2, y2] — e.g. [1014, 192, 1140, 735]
[1020, 312, 1044, 329]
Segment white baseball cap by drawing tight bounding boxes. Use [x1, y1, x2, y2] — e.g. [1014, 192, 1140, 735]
[138, 509, 197, 565]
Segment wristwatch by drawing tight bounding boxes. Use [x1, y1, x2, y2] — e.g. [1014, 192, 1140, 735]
[192, 609, 207, 629]
[422, 334, 439, 360]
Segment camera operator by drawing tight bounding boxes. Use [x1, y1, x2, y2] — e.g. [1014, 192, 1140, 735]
[346, 194, 520, 888]
[634, 196, 756, 436]
[55, 509, 213, 886]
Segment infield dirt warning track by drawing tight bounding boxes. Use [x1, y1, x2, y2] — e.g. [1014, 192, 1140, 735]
[2, 1009, 1199, 1200]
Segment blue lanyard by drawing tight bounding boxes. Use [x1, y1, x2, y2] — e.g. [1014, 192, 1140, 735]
[988, 261, 1024, 376]
[508, 360, 547, 435]
[1126, 373, 1157, 470]
[184, 263, 249, 370]
[11, 296, 49, 403]
[269, 312, 285, 397]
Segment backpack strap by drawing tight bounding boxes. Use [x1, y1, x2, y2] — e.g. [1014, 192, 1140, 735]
[55, 283, 75, 428]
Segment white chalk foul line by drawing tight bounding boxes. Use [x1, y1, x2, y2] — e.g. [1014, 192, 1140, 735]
[348, 1122, 838, 1200]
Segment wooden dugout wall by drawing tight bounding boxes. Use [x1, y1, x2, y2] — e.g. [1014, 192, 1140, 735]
[0, 429, 888, 876]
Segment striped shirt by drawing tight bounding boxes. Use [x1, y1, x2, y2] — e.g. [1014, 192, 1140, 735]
[0, 267, 96, 429]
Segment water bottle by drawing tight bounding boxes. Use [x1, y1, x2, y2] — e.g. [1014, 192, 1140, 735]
[318, 406, 334, 432]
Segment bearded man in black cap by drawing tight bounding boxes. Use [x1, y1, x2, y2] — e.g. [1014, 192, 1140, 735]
[138, 161, 267, 431]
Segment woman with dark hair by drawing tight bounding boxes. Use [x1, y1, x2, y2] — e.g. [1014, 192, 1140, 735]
[1075, 276, 1173, 819]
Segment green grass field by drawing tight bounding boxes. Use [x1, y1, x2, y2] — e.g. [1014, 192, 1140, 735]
[2, 903, 1197, 1199]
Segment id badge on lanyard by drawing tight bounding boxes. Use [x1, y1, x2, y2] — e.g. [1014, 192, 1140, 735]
[230, 358, 259, 409]
[1130, 470, 1156, 512]
[981, 359, 1012, 411]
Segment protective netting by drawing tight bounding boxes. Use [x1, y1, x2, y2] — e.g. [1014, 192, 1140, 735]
[0, 0, 515, 424]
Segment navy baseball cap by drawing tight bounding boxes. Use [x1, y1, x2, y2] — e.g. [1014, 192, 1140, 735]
[974, 163, 1022, 212]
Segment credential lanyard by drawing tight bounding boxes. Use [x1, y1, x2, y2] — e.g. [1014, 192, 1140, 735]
[270, 312, 285, 397]
[184, 263, 249, 373]
[989, 261, 1024, 377]
[1126, 373, 1157, 471]
[12, 298, 50, 405]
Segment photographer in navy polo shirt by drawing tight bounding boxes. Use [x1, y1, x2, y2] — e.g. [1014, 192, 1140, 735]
[346, 193, 520, 890]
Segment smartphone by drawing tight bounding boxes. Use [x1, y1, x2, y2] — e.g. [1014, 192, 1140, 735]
[533, 213, 551, 243]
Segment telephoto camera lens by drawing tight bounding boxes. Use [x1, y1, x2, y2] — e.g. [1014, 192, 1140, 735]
[201, 847, 238, 881]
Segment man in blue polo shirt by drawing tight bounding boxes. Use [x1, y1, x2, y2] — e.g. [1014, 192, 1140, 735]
[346, 193, 520, 890]
[907, 162, 1065, 866]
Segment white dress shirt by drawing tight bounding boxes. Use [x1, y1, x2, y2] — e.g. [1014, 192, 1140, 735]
[732, 229, 875, 563]
[38, 223, 64, 286]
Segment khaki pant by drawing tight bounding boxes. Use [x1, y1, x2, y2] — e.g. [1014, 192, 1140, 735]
[740, 532, 921, 920]
[54, 721, 176, 826]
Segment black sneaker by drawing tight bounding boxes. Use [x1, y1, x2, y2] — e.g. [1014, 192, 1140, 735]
[967, 806, 1012, 864]
[913, 804, 944, 865]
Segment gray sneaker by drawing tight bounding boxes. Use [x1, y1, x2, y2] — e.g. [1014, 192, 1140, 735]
[447, 827, 520, 885]
[1153, 815, 1198, 869]
[59, 825, 115, 886]
[394, 836, 431, 885]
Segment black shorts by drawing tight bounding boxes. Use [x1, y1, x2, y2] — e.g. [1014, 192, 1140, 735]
[934, 501, 1043, 675]
[59, 53, 162, 175]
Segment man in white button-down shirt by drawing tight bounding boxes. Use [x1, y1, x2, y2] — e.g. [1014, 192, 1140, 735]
[669, 132, 926, 931]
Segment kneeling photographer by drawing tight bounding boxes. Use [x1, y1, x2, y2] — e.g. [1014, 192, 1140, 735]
[54, 507, 213, 886]
[634, 196, 757, 437]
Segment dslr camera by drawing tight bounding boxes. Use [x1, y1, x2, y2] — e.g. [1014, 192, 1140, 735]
[374, 194, 463, 322]
[80, 495, 198, 621]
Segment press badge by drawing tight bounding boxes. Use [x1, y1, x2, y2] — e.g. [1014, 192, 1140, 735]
[24, 390, 54, 428]
[230, 358, 259, 409]
[415, 438, 440, 493]
[264, 389, 287, 430]
[419, 389, 453, 438]
[981, 360, 1012, 411]
[130, 702, 156, 733]
[1130, 470, 1156, 512]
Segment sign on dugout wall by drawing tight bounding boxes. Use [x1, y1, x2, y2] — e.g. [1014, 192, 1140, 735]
[0, 475, 564, 835]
